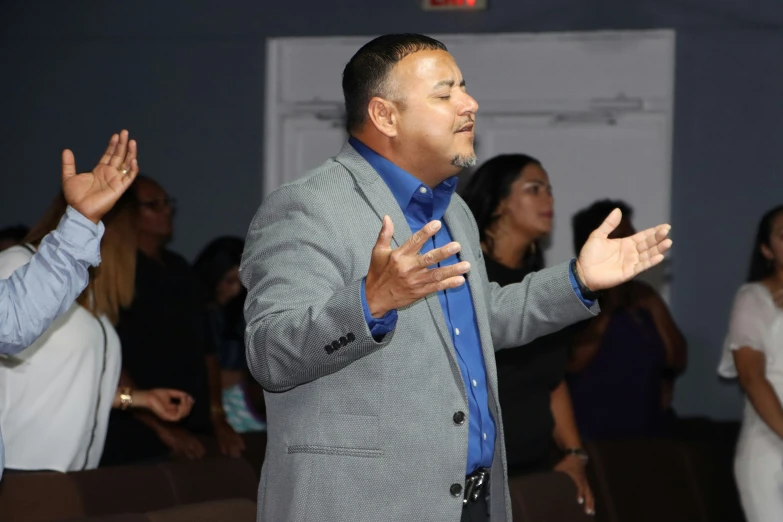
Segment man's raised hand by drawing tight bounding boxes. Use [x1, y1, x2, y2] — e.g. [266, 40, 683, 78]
[364, 216, 470, 318]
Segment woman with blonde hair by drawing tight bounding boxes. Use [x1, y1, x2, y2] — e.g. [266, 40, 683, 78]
[0, 192, 193, 472]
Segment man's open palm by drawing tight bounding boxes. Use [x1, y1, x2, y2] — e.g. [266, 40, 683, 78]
[576, 208, 672, 291]
[62, 130, 139, 224]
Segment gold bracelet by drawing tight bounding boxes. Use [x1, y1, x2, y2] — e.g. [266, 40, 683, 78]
[119, 387, 133, 410]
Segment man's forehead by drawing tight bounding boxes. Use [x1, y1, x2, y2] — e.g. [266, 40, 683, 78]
[394, 49, 461, 85]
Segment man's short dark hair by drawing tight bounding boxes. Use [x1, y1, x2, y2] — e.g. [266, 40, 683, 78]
[342, 34, 447, 134]
[572, 199, 634, 254]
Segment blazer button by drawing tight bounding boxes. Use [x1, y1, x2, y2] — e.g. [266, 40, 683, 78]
[347, 332, 355, 342]
[324, 345, 334, 354]
[331, 340, 341, 351]
[450, 483, 463, 497]
[339, 336, 348, 346]
[453, 411, 466, 426]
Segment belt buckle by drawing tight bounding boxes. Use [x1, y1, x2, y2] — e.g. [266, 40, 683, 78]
[463, 469, 489, 505]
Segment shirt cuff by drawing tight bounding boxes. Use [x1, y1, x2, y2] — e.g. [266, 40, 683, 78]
[568, 261, 596, 308]
[54, 206, 105, 267]
[361, 278, 398, 337]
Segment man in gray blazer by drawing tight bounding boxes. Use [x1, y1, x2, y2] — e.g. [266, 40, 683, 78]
[240, 34, 672, 522]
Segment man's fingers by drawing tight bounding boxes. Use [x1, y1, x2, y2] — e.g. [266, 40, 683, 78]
[373, 215, 394, 252]
[421, 275, 466, 296]
[418, 262, 470, 285]
[123, 139, 138, 173]
[637, 237, 673, 263]
[633, 224, 671, 252]
[99, 134, 119, 165]
[61, 149, 77, 181]
[590, 208, 622, 240]
[109, 129, 129, 168]
[399, 220, 441, 255]
[417, 242, 461, 268]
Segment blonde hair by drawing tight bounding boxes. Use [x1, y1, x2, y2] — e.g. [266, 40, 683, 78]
[25, 193, 137, 324]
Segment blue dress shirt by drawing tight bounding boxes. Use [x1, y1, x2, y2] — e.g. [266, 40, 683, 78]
[0, 206, 103, 481]
[351, 138, 595, 475]
[352, 137, 496, 474]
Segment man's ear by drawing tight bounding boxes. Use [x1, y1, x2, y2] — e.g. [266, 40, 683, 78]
[367, 97, 398, 138]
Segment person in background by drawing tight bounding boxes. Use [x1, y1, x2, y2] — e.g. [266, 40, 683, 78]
[0, 192, 193, 473]
[567, 200, 687, 441]
[462, 153, 594, 516]
[0, 130, 138, 480]
[193, 237, 266, 433]
[718, 204, 783, 522]
[101, 176, 245, 465]
[0, 226, 29, 253]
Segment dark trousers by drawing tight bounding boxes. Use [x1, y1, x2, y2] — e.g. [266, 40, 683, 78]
[461, 495, 490, 522]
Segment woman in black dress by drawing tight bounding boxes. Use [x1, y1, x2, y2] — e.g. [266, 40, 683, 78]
[462, 154, 594, 516]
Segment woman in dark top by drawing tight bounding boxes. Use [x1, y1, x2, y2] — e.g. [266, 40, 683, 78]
[567, 200, 687, 440]
[462, 154, 594, 516]
[101, 176, 246, 466]
[193, 237, 266, 433]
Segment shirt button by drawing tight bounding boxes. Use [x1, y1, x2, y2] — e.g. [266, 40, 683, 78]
[455, 328, 460, 336]
[483, 433, 487, 441]
[419, 186, 427, 194]
[472, 379, 477, 387]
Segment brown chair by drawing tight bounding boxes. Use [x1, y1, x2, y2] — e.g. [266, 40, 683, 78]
[145, 498, 256, 522]
[586, 438, 708, 522]
[56, 499, 256, 522]
[70, 461, 177, 516]
[509, 471, 594, 522]
[683, 439, 745, 522]
[161, 457, 257, 505]
[240, 431, 267, 477]
[0, 471, 84, 522]
[57, 515, 147, 522]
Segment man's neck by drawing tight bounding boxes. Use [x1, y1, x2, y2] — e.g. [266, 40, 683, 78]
[351, 133, 457, 188]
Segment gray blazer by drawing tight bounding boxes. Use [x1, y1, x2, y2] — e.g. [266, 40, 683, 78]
[240, 142, 598, 522]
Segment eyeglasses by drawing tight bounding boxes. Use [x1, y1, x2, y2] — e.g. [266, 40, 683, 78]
[138, 197, 177, 212]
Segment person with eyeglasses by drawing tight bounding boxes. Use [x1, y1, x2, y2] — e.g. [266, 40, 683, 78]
[0, 130, 138, 480]
[101, 175, 246, 465]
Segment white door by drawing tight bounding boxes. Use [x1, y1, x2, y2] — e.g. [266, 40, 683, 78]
[270, 114, 347, 191]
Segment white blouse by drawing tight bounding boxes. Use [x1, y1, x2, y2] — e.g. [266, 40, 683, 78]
[0, 246, 121, 471]
[719, 282, 783, 384]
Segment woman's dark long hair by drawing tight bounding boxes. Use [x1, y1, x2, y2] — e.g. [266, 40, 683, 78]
[747, 205, 783, 282]
[460, 154, 544, 271]
[193, 236, 245, 304]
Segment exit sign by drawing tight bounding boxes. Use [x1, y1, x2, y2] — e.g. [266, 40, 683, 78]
[422, 0, 487, 10]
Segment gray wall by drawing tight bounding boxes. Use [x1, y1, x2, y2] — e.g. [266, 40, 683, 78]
[2, 0, 782, 420]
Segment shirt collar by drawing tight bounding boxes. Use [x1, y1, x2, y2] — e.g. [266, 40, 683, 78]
[349, 137, 458, 213]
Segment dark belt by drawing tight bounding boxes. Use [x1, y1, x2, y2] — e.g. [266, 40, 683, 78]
[463, 468, 490, 505]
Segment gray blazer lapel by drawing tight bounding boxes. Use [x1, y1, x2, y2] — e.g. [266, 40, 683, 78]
[444, 202, 499, 394]
[335, 143, 466, 396]
[334, 143, 411, 249]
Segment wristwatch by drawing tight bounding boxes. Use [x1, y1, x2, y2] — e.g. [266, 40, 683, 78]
[119, 387, 133, 410]
[570, 259, 603, 301]
[564, 447, 589, 463]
